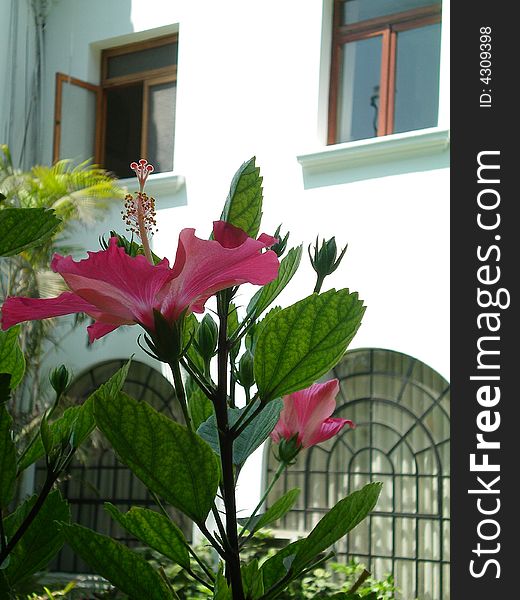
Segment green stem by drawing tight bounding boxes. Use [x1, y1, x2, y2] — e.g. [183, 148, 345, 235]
[313, 274, 325, 294]
[198, 522, 228, 561]
[169, 360, 192, 431]
[180, 357, 217, 402]
[238, 461, 286, 543]
[151, 490, 216, 584]
[16, 390, 61, 475]
[187, 545, 216, 583]
[230, 397, 262, 438]
[211, 503, 230, 552]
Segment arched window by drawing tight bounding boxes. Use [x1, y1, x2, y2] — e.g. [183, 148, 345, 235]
[35, 359, 189, 573]
[265, 348, 450, 600]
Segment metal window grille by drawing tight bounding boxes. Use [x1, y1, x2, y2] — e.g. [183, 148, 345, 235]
[35, 359, 189, 574]
[265, 348, 450, 600]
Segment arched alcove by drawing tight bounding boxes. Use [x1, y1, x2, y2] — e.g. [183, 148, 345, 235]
[265, 348, 450, 600]
[35, 359, 190, 573]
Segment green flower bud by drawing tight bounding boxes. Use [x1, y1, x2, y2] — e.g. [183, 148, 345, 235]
[49, 365, 71, 397]
[277, 434, 302, 465]
[237, 349, 255, 390]
[195, 314, 218, 362]
[271, 225, 290, 257]
[309, 236, 348, 279]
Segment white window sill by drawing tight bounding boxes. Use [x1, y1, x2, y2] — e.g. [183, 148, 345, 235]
[297, 127, 450, 174]
[117, 171, 186, 198]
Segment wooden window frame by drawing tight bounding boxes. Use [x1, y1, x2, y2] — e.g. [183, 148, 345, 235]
[328, 2, 442, 145]
[100, 33, 178, 171]
[53, 73, 102, 164]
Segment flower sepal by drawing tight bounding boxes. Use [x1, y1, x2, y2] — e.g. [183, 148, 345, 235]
[142, 309, 187, 363]
[275, 433, 301, 465]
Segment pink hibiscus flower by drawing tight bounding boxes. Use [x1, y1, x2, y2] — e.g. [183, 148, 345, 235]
[1, 221, 279, 343]
[271, 379, 354, 449]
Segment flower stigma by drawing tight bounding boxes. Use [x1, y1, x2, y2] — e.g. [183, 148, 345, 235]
[122, 159, 157, 264]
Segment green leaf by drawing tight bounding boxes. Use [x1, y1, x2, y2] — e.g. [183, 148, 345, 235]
[291, 483, 382, 572]
[60, 523, 173, 600]
[260, 540, 304, 591]
[104, 503, 190, 570]
[0, 572, 12, 599]
[241, 559, 264, 599]
[245, 307, 281, 353]
[3, 490, 70, 586]
[73, 358, 132, 447]
[182, 314, 205, 373]
[0, 208, 61, 256]
[94, 391, 219, 524]
[243, 488, 300, 534]
[213, 567, 232, 600]
[220, 157, 263, 238]
[248, 246, 302, 318]
[187, 380, 214, 431]
[17, 360, 130, 472]
[198, 399, 283, 465]
[0, 327, 25, 390]
[254, 289, 365, 402]
[0, 405, 16, 507]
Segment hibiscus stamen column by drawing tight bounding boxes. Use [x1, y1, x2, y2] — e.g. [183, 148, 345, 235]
[215, 289, 245, 600]
[124, 159, 157, 264]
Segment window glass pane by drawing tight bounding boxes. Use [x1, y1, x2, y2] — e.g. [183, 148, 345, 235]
[343, 0, 440, 25]
[107, 42, 178, 79]
[393, 23, 441, 134]
[59, 82, 96, 163]
[104, 84, 143, 178]
[147, 81, 176, 172]
[337, 36, 381, 143]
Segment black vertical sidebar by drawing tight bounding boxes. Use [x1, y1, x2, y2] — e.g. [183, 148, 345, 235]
[451, 2, 516, 598]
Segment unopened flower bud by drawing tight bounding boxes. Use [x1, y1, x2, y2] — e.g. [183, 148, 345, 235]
[195, 314, 218, 362]
[237, 349, 255, 390]
[271, 225, 290, 257]
[49, 365, 71, 397]
[277, 434, 302, 464]
[309, 236, 348, 280]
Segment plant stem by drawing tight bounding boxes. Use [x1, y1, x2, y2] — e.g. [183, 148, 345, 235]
[215, 291, 245, 600]
[231, 398, 262, 438]
[211, 504, 229, 551]
[313, 274, 325, 294]
[169, 360, 192, 431]
[0, 508, 6, 554]
[0, 471, 56, 566]
[180, 357, 217, 402]
[187, 545, 216, 583]
[349, 568, 371, 594]
[239, 461, 286, 543]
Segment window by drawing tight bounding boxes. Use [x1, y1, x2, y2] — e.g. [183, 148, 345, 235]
[53, 34, 178, 178]
[328, 1, 442, 144]
[265, 348, 450, 600]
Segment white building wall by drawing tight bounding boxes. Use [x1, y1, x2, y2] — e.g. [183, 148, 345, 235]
[7, 0, 450, 515]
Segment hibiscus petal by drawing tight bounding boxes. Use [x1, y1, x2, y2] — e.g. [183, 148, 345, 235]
[304, 417, 354, 448]
[87, 321, 122, 342]
[161, 224, 279, 321]
[292, 380, 340, 446]
[52, 237, 174, 328]
[213, 221, 249, 248]
[1, 292, 101, 330]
